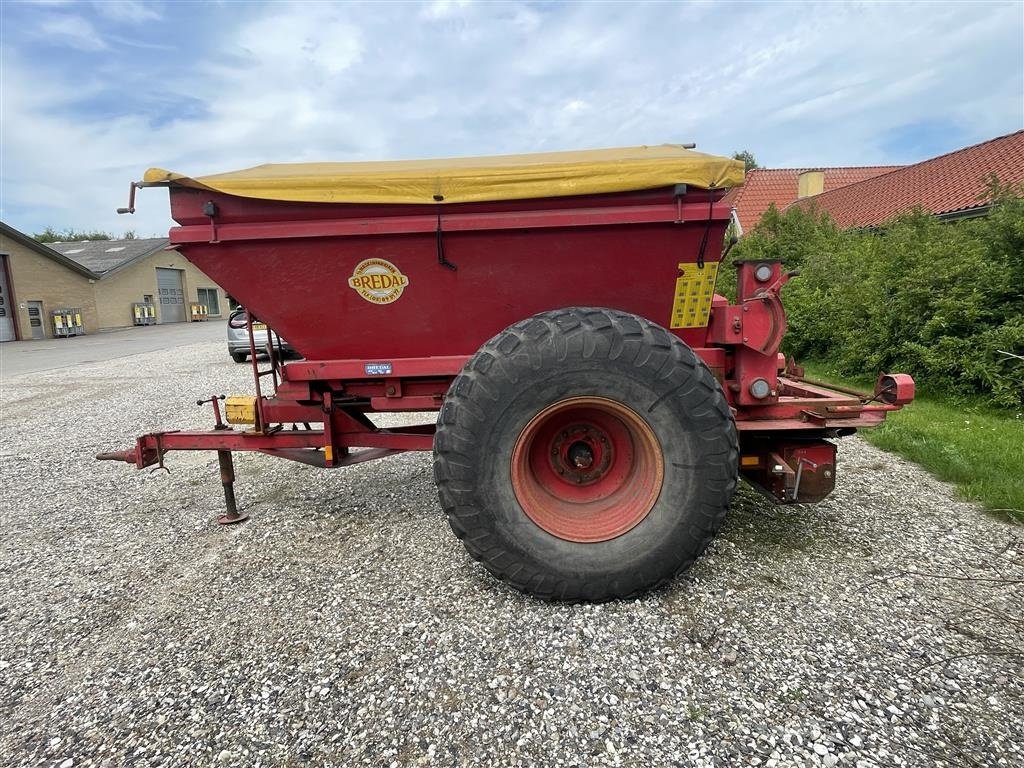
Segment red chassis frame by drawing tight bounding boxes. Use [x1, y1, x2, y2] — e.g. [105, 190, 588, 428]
[97, 259, 914, 521]
[102, 367, 911, 464]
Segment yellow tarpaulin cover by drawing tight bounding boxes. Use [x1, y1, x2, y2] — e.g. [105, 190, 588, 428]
[144, 144, 744, 205]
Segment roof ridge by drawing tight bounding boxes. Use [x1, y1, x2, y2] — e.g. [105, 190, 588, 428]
[787, 130, 1024, 225]
[50, 236, 168, 244]
[0, 221, 100, 279]
[792, 131, 1024, 208]
[896, 129, 1024, 167]
[792, 164, 915, 203]
[49, 236, 172, 279]
[748, 165, 906, 172]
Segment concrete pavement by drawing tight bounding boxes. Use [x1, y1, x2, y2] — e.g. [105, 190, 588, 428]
[0, 322, 224, 377]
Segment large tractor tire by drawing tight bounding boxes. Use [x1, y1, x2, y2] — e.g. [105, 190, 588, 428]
[433, 307, 738, 602]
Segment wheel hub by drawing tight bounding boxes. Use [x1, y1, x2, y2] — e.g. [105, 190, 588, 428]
[511, 397, 664, 543]
[550, 425, 613, 484]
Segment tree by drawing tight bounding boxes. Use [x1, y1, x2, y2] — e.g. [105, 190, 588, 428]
[731, 150, 760, 173]
[33, 227, 145, 242]
[723, 196, 1024, 408]
[34, 226, 112, 243]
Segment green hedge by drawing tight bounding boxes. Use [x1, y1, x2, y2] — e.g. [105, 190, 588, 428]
[720, 184, 1024, 408]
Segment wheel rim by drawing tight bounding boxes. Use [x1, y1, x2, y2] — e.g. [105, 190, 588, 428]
[510, 396, 664, 543]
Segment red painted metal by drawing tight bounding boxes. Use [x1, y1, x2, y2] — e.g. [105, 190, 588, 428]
[875, 373, 915, 406]
[98, 173, 915, 515]
[282, 356, 470, 382]
[738, 439, 838, 503]
[707, 262, 796, 407]
[510, 397, 664, 543]
[168, 186, 728, 361]
[168, 201, 730, 243]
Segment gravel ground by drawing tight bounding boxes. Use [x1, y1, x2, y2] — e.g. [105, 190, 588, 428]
[1, 339, 1021, 768]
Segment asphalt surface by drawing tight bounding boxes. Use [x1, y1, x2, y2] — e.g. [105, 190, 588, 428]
[0, 336, 1021, 767]
[0, 322, 223, 377]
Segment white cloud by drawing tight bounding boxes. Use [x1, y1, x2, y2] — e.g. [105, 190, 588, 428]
[1, 0, 1021, 238]
[38, 14, 108, 51]
[105, 34, 176, 51]
[92, 1, 162, 24]
[420, 0, 471, 22]
[234, 8, 363, 77]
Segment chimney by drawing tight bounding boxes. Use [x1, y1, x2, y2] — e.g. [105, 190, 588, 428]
[798, 170, 825, 199]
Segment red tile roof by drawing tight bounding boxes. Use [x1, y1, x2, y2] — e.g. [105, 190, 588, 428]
[790, 131, 1024, 228]
[726, 166, 901, 232]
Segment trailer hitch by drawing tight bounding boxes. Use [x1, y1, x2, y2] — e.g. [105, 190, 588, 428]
[96, 449, 137, 463]
[95, 438, 165, 471]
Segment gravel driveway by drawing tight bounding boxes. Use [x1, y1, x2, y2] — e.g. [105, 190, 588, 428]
[1, 339, 1021, 768]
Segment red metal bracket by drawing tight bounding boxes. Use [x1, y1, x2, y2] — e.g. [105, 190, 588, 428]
[875, 373, 915, 406]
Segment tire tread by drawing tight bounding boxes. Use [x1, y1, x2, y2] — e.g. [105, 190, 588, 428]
[434, 307, 738, 602]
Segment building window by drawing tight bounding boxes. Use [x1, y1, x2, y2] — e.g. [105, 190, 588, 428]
[197, 287, 220, 315]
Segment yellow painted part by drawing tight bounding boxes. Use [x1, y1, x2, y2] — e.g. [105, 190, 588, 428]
[740, 455, 761, 467]
[798, 170, 825, 199]
[143, 145, 745, 205]
[224, 396, 257, 425]
[669, 262, 719, 329]
[323, 445, 333, 463]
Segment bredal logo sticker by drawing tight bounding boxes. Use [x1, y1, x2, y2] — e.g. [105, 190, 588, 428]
[348, 258, 409, 304]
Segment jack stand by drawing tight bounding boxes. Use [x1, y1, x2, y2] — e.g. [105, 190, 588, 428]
[216, 450, 248, 525]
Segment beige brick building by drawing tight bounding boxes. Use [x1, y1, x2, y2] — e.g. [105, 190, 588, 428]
[0, 222, 227, 341]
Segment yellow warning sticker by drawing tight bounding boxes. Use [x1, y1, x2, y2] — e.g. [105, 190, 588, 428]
[670, 262, 719, 329]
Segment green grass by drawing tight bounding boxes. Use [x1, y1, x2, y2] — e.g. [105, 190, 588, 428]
[800, 361, 1024, 523]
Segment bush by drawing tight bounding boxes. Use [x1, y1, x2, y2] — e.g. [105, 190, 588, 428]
[720, 187, 1024, 408]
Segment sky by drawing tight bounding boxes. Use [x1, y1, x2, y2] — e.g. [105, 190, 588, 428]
[1, 0, 1022, 239]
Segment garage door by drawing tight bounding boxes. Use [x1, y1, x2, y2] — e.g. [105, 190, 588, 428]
[0, 258, 15, 342]
[156, 268, 185, 323]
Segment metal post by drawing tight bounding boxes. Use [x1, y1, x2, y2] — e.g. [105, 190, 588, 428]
[245, 313, 268, 431]
[216, 450, 248, 525]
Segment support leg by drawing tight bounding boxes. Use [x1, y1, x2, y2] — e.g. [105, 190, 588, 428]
[216, 450, 249, 525]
